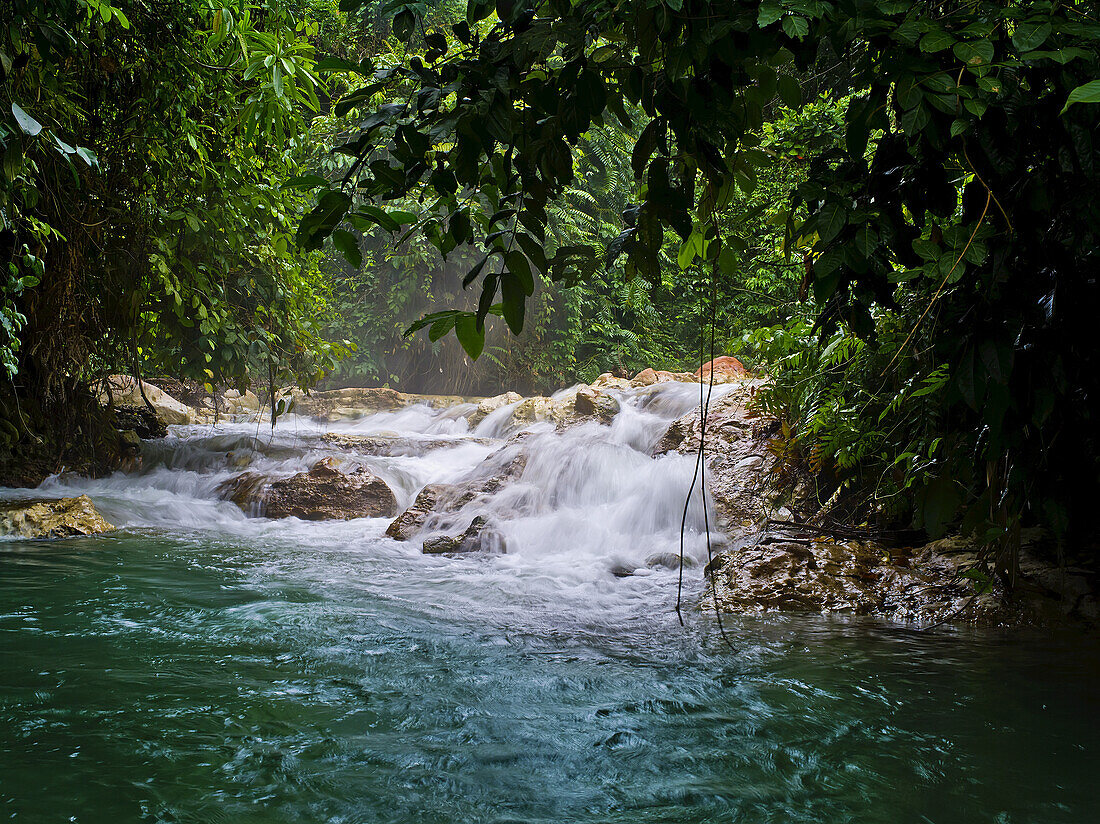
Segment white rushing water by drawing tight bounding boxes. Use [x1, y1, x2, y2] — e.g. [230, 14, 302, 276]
[5, 381, 740, 629]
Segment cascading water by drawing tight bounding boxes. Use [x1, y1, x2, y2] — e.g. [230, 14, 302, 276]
[1, 381, 1097, 823]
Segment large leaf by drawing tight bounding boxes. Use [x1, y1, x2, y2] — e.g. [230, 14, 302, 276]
[11, 103, 42, 136]
[297, 190, 352, 250]
[454, 313, 485, 359]
[1061, 80, 1100, 114]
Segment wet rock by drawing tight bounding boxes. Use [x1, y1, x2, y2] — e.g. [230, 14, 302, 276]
[467, 391, 523, 428]
[0, 495, 115, 539]
[421, 515, 506, 555]
[113, 405, 167, 439]
[632, 368, 660, 386]
[118, 429, 142, 451]
[285, 387, 477, 421]
[100, 374, 194, 426]
[695, 356, 749, 383]
[221, 458, 397, 520]
[321, 433, 490, 458]
[652, 383, 789, 531]
[386, 483, 457, 540]
[573, 387, 620, 423]
[511, 396, 569, 427]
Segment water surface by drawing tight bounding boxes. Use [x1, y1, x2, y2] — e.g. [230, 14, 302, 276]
[2, 387, 1097, 822]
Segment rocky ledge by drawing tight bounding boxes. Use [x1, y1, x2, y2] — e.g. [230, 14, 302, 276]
[219, 458, 397, 520]
[0, 495, 115, 539]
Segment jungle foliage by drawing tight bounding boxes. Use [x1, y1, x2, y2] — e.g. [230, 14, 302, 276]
[305, 0, 1100, 561]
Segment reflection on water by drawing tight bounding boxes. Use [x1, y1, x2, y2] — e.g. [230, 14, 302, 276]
[1, 385, 1098, 822]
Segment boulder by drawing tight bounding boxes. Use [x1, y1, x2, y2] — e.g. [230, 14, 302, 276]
[220, 458, 397, 520]
[573, 386, 620, 423]
[0, 495, 115, 539]
[100, 375, 193, 426]
[467, 391, 523, 428]
[704, 532, 1022, 625]
[591, 373, 633, 390]
[632, 368, 659, 386]
[695, 356, 749, 383]
[386, 483, 457, 540]
[223, 389, 261, 414]
[113, 405, 167, 439]
[422, 515, 507, 555]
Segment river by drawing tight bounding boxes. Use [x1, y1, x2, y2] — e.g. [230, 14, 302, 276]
[2, 384, 1098, 822]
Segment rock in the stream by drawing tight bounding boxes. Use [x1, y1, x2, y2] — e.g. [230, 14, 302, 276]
[100, 374, 195, 426]
[386, 483, 456, 540]
[0, 495, 115, 539]
[421, 515, 506, 555]
[573, 386, 620, 423]
[631, 368, 696, 386]
[220, 458, 397, 520]
[466, 391, 523, 428]
[113, 405, 168, 439]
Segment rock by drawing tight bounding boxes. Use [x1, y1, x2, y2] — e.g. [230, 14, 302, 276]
[220, 458, 397, 520]
[113, 405, 167, 439]
[322, 432, 491, 458]
[118, 429, 142, 450]
[386, 483, 457, 540]
[573, 386, 620, 423]
[466, 391, 523, 428]
[591, 373, 633, 390]
[511, 396, 569, 427]
[224, 389, 261, 414]
[100, 375, 194, 426]
[704, 533, 1008, 623]
[385, 446, 529, 541]
[652, 381, 788, 531]
[0, 495, 115, 539]
[695, 356, 749, 383]
[422, 516, 506, 555]
[632, 368, 659, 386]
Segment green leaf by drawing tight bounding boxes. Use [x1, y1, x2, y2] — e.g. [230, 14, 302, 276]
[393, 8, 414, 42]
[757, 1, 783, 27]
[332, 229, 363, 269]
[781, 16, 809, 39]
[777, 74, 801, 108]
[919, 29, 955, 53]
[297, 190, 352, 250]
[506, 250, 534, 295]
[500, 275, 525, 334]
[454, 313, 484, 359]
[952, 40, 994, 68]
[11, 103, 42, 136]
[817, 203, 848, 243]
[1012, 21, 1052, 53]
[1061, 80, 1100, 114]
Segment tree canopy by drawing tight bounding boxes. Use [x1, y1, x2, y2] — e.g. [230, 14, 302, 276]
[305, 0, 1100, 560]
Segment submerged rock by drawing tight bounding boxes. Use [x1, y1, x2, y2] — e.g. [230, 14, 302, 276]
[421, 515, 506, 555]
[220, 458, 397, 520]
[573, 386, 620, 423]
[466, 391, 523, 428]
[0, 495, 115, 539]
[386, 483, 457, 540]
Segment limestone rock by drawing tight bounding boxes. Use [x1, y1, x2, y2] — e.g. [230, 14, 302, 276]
[386, 483, 457, 540]
[220, 458, 397, 520]
[0, 495, 115, 539]
[695, 356, 749, 383]
[113, 405, 167, 439]
[422, 515, 506, 555]
[467, 391, 523, 428]
[100, 375, 194, 426]
[573, 386, 620, 423]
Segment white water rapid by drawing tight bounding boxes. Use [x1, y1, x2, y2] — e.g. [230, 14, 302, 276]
[11, 381, 741, 629]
